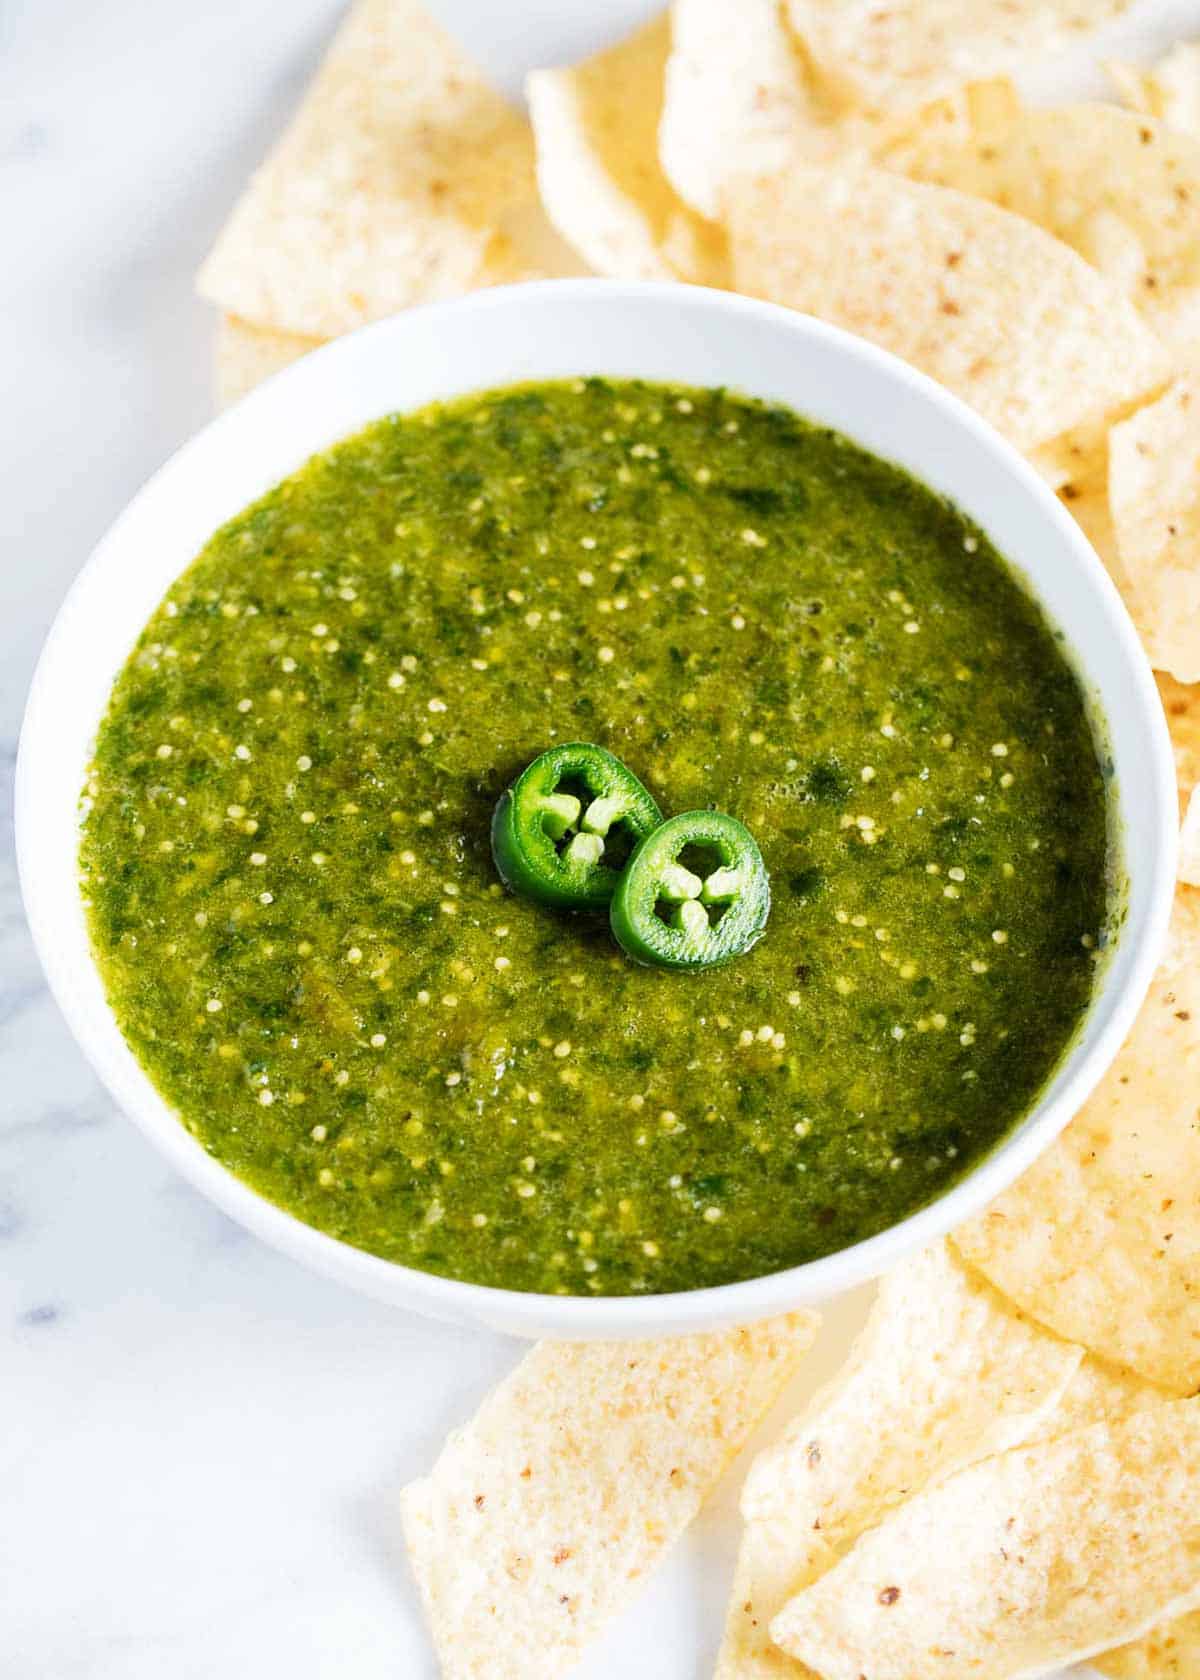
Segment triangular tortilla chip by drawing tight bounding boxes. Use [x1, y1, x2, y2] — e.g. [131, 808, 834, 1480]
[214, 315, 325, 408]
[1159, 671, 1200, 886]
[728, 163, 1168, 455]
[883, 99, 1200, 364]
[955, 883, 1200, 1394]
[659, 0, 820, 221]
[980, 1351, 1187, 1680]
[1097, 1611, 1200, 1679]
[1111, 41, 1200, 138]
[1047, 440, 1158, 648]
[771, 1400, 1200, 1680]
[716, 1242, 1081, 1680]
[1110, 379, 1200, 682]
[527, 16, 727, 283]
[400, 1314, 818, 1680]
[1033, 1351, 1173, 1438]
[785, 0, 1135, 117]
[198, 0, 563, 338]
[1160, 671, 1200, 802]
[1181, 786, 1200, 886]
[659, 4, 1018, 214]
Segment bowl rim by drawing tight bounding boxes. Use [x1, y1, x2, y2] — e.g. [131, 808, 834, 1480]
[16, 277, 1178, 1338]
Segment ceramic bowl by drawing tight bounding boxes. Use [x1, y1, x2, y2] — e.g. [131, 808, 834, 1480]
[16, 280, 1177, 1337]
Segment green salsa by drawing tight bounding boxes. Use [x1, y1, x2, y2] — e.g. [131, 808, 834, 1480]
[81, 379, 1114, 1295]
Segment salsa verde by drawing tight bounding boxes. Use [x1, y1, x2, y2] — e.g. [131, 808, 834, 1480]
[81, 379, 1114, 1295]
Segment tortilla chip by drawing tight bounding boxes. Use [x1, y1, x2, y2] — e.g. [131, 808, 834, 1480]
[660, 7, 1015, 214]
[1022, 1354, 1193, 1678]
[883, 99, 1200, 364]
[1181, 788, 1200, 887]
[1160, 671, 1200, 801]
[1055, 444, 1114, 550]
[197, 0, 555, 338]
[1110, 380, 1200, 682]
[955, 883, 1200, 1394]
[1159, 668, 1200, 887]
[400, 1313, 818, 1680]
[1027, 440, 1078, 491]
[728, 164, 1168, 455]
[771, 1399, 1200, 1679]
[1097, 1612, 1200, 1679]
[527, 16, 727, 283]
[475, 197, 588, 287]
[659, 0, 821, 221]
[214, 315, 325, 408]
[1111, 42, 1200, 138]
[1048, 442, 1161, 644]
[1036, 1351, 1173, 1437]
[784, 0, 1134, 118]
[716, 1242, 1081, 1680]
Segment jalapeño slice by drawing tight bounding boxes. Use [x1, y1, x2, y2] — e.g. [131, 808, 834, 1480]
[491, 743, 662, 911]
[610, 810, 770, 970]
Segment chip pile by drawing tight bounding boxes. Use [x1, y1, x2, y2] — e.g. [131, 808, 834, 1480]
[196, 5, 1200, 1676]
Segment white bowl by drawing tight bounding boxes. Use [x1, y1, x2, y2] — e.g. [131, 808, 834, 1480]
[17, 280, 1177, 1338]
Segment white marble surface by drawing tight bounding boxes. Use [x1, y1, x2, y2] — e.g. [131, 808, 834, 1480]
[3, 1, 1198, 1674]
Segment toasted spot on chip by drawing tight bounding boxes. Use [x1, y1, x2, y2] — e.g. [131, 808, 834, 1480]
[715, 1242, 1081, 1680]
[771, 1400, 1200, 1680]
[727, 163, 1168, 456]
[955, 884, 1200, 1394]
[1110, 380, 1200, 683]
[1110, 41, 1200, 139]
[401, 1314, 818, 1678]
[214, 315, 325, 408]
[527, 15, 728, 283]
[197, 0, 560, 339]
